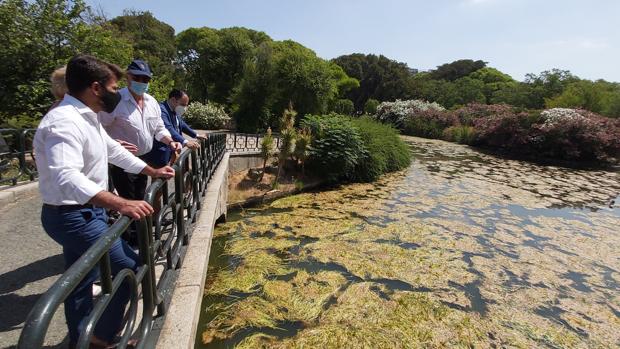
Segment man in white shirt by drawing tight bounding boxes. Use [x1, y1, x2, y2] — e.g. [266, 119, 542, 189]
[34, 55, 175, 348]
[99, 59, 181, 245]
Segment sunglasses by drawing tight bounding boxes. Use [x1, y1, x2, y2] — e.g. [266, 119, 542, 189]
[131, 75, 151, 83]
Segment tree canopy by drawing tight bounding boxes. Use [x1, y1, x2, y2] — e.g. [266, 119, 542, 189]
[0, 0, 133, 124]
[1, 1, 619, 129]
[332, 54, 417, 111]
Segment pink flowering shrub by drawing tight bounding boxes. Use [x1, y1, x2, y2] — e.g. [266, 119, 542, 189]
[472, 109, 533, 150]
[374, 101, 620, 163]
[453, 103, 519, 126]
[402, 109, 457, 138]
[532, 110, 620, 162]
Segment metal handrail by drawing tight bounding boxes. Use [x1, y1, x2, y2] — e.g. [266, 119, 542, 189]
[0, 128, 37, 186]
[224, 132, 282, 153]
[17, 133, 227, 349]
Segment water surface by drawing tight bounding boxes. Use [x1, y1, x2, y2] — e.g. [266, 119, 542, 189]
[197, 137, 620, 348]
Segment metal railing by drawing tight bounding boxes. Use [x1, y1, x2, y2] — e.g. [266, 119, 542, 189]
[0, 128, 37, 186]
[18, 133, 227, 349]
[224, 132, 281, 153]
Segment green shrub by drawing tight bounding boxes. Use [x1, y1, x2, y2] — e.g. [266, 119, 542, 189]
[402, 114, 447, 138]
[364, 99, 380, 115]
[302, 114, 411, 182]
[184, 101, 231, 130]
[331, 99, 355, 115]
[350, 117, 412, 182]
[442, 125, 477, 145]
[301, 114, 366, 181]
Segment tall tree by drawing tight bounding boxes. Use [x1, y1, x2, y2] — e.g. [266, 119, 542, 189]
[234, 40, 350, 131]
[0, 0, 133, 125]
[332, 54, 416, 111]
[176, 26, 271, 105]
[109, 10, 176, 76]
[430, 59, 487, 81]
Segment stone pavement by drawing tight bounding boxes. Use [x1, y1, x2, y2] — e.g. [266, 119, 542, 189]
[0, 191, 68, 348]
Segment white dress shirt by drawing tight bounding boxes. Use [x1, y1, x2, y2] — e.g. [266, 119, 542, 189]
[99, 88, 171, 156]
[34, 94, 147, 205]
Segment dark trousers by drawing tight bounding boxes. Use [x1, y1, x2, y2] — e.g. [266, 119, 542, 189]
[110, 165, 148, 201]
[110, 165, 148, 245]
[41, 206, 140, 344]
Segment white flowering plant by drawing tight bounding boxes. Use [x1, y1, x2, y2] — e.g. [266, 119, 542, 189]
[183, 101, 231, 130]
[540, 108, 586, 128]
[373, 99, 445, 128]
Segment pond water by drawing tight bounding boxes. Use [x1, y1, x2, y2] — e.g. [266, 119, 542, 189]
[196, 136, 620, 348]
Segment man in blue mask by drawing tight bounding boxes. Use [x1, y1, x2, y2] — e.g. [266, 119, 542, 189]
[142, 89, 205, 168]
[100, 59, 181, 246]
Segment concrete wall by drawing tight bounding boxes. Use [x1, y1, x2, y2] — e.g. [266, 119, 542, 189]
[156, 152, 229, 349]
[228, 151, 264, 174]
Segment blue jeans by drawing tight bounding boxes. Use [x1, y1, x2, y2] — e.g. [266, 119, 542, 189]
[41, 205, 140, 344]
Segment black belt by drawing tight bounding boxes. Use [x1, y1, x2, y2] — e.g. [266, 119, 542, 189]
[43, 203, 98, 211]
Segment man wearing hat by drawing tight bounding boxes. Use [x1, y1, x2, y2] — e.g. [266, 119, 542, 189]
[100, 59, 181, 244]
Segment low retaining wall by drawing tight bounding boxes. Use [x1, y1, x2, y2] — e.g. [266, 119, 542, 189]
[229, 151, 265, 174]
[0, 182, 39, 207]
[156, 152, 229, 349]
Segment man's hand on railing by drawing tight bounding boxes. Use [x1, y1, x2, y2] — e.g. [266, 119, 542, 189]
[152, 166, 175, 179]
[141, 165, 175, 179]
[169, 141, 182, 153]
[89, 191, 154, 220]
[185, 140, 200, 150]
[118, 199, 154, 220]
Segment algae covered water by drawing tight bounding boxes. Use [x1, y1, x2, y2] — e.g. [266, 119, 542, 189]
[197, 136, 620, 348]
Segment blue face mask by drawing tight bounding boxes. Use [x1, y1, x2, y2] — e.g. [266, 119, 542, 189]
[130, 81, 149, 95]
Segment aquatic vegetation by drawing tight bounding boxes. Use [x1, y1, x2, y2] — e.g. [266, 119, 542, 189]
[198, 136, 620, 348]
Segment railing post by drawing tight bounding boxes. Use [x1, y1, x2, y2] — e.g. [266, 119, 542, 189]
[174, 159, 187, 247]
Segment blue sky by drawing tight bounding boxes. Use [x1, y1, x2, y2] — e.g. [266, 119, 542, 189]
[86, 0, 620, 82]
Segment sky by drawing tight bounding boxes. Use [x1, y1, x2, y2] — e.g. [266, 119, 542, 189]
[85, 0, 620, 82]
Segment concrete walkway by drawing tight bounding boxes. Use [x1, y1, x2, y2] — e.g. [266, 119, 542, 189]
[0, 190, 68, 349]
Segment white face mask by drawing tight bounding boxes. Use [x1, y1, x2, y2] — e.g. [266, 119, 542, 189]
[175, 105, 187, 116]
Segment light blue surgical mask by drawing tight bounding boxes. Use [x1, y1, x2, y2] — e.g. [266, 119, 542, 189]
[130, 81, 149, 95]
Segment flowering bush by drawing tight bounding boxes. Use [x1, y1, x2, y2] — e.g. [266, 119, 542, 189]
[183, 102, 231, 130]
[453, 103, 519, 126]
[402, 109, 458, 138]
[533, 111, 620, 162]
[374, 100, 620, 164]
[540, 108, 585, 127]
[473, 110, 532, 149]
[374, 99, 445, 129]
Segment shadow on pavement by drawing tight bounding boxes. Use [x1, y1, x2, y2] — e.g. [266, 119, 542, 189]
[0, 254, 64, 334]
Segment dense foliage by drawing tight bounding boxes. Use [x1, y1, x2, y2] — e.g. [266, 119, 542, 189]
[332, 54, 417, 111]
[373, 100, 620, 163]
[2, 0, 619, 136]
[0, 0, 133, 125]
[350, 117, 412, 182]
[301, 114, 411, 182]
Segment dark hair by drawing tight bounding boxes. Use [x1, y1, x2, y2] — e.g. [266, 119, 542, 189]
[168, 89, 187, 99]
[65, 55, 123, 95]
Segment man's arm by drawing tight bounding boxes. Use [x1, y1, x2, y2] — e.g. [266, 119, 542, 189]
[89, 191, 153, 220]
[160, 106, 187, 144]
[105, 131, 175, 178]
[153, 107, 182, 151]
[179, 118, 198, 139]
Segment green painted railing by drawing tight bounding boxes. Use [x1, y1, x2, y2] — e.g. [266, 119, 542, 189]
[0, 128, 37, 186]
[17, 133, 226, 349]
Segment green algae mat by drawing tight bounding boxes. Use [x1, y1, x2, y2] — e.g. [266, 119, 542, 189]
[196, 137, 620, 348]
